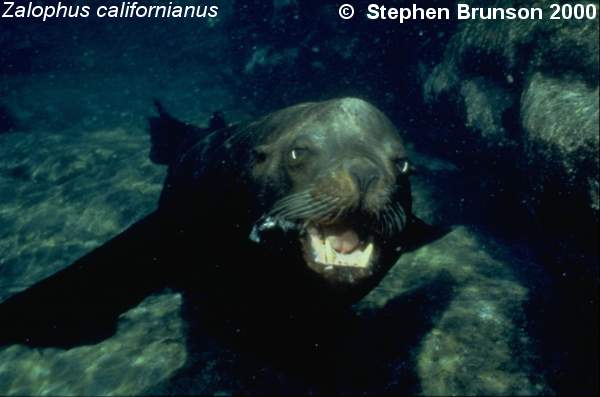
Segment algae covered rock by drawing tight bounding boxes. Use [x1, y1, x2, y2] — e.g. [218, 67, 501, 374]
[424, 0, 599, 235]
[0, 127, 165, 302]
[521, 73, 599, 214]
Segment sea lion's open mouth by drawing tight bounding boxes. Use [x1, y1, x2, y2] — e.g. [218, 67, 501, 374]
[250, 214, 390, 284]
[302, 224, 374, 269]
[300, 221, 379, 283]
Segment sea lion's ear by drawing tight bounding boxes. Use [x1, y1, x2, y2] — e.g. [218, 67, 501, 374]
[209, 111, 227, 130]
[402, 216, 451, 252]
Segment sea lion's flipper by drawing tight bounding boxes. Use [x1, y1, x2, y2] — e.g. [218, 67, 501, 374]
[402, 216, 452, 252]
[0, 211, 175, 348]
[149, 99, 226, 165]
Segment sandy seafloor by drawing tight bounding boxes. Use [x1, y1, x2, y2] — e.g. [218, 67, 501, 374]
[0, 11, 597, 397]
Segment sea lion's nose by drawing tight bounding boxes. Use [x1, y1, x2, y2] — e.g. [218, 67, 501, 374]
[347, 161, 380, 195]
[353, 172, 378, 195]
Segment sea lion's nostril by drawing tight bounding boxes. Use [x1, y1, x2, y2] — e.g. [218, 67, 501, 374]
[350, 169, 379, 195]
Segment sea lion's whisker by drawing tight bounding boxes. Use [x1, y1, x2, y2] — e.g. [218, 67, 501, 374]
[387, 205, 399, 234]
[304, 205, 340, 222]
[392, 212, 403, 234]
[280, 200, 333, 218]
[303, 197, 343, 223]
[393, 203, 407, 230]
[379, 219, 386, 235]
[277, 194, 338, 216]
[272, 195, 309, 211]
[390, 206, 402, 234]
[281, 200, 338, 220]
[382, 209, 394, 236]
[270, 200, 312, 216]
[276, 190, 312, 205]
[270, 191, 313, 213]
[275, 198, 324, 216]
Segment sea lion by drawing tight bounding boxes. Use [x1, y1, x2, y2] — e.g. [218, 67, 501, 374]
[0, 97, 438, 348]
[152, 97, 430, 306]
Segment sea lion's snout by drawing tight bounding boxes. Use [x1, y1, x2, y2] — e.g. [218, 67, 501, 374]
[295, 158, 407, 283]
[348, 160, 380, 196]
[323, 156, 390, 214]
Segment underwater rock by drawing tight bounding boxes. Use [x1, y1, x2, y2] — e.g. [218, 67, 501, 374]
[357, 225, 547, 395]
[0, 127, 165, 301]
[459, 78, 516, 147]
[424, 0, 599, 98]
[0, 292, 186, 395]
[521, 72, 599, 215]
[423, 0, 599, 228]
[422, 11, 599, 393]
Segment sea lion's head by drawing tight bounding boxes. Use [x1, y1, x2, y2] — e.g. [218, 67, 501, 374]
[247, 98, 413, 296]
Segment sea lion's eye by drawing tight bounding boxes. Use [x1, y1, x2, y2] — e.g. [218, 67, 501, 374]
[395, 158, 413, 175]
[288, 148, 309, 163]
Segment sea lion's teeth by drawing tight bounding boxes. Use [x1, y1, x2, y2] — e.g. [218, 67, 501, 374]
[316, 244, 325, 263]
[310, 233, 321, 249]
[325, 239, 337, 264]
[361, 243, 374, 267]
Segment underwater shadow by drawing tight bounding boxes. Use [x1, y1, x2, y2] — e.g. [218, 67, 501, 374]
[149, 270, 456, 395]
[0, 212, 174, 348]
[334, 270, 456, 395]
